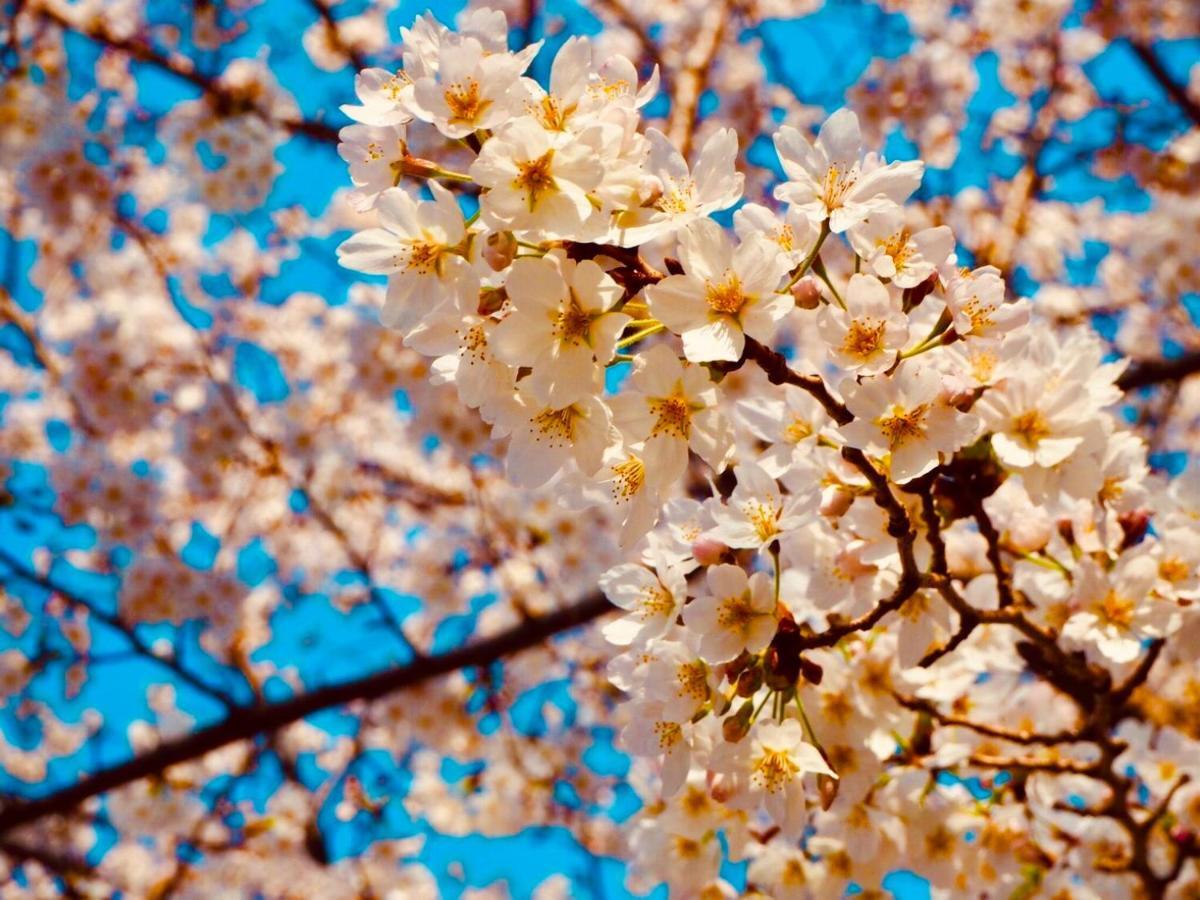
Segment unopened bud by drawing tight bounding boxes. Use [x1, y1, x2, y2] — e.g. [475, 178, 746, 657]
[723, 701, 754, 743]
[820, 486, 854, 518]
[692, 537, 727, 566]
[396, 154, 440, 180]
[1118, 510, 1150, 550]
[736, 666, 763, 697]
[483, 231, 517, 272]
[477, 286, 507, 317]
[791, 277, 821, 309]
[798, 656, 823, 686]
[818, 772, 839, 810]
[724, 650, 753, 681]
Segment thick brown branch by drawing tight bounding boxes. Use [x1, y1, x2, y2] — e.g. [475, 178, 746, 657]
[0, 592, 611, 837]
[1118, 351, 1200, 391]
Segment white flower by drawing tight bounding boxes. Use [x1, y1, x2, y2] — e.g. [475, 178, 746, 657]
[976, 373, 1090, 470]
[707, 462, 815, 551]
[646, 220, 792, 363]
[735, 386, 830, 479]
[408, 35, 532, 138]
[1062, 554, 1178, 664]
[840, 364, 980, 483]
[746, 841, 818, 900]
[682, 564, 777, 662]
[337, 123, 407, 210]
[495, 386, 615, 487]
[780, 520, 894, 623]
[944, 265, 1030, 341]
[610, 343, 731, 483]
[599, 553, 688, 647]
[490, 252, 629, 406]
[847, 210, 954, 288]
[340, 67, 418, 127]
[643, 639, 717, 721]
[710, 718, 834, 838]
[773, 108, 924, 233]
[733, 202, 820, 268]
[405, 295, 514, 419]
[622, 699, 695, 797]
[470, 117, 605, 238]
[614, 127, 743, 246]
[337, 183, 477, 332]
[817, 273, 910, 375]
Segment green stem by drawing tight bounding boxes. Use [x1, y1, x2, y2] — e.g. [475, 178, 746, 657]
[616, 323, 665, 349]
[811, 257, 844, 309]
[785, 222, 830, 289]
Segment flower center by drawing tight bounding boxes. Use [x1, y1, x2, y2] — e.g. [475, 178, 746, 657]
[676, 662, 709, 701]
[1097, 589, 1135, 629]
[822, 164, 858, 209]
[513, 150, 556, 210]
[705, 273, 748, 316]
[610, 456, 645, 502]
[924, 824, 956, 860]
[1011, 409, 1050, 448]
[784, 416, 813, 443]
[405, 240, 442, 274]
[555, 297, 592, 345]
[654, 178, 694, 215]
[716, 592, 758, 632]
[649, 393, 692, 439]
[654, 720, 682, 750]
[443, 79, 489, 125]
[532, 405, 580, 445]
[878, 403, 929, 449]
[877, 228, 914, 269]
[638, 585, 674, 620]
[841, 317, 887, 361]
[743, 499, 781, 542]
[752, 747, 800, 793]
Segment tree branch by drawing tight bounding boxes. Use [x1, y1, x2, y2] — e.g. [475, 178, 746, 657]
[1118, 351, 1200, 391]
[1129, 40, 1200, 127]
[0, 592, 611, 837]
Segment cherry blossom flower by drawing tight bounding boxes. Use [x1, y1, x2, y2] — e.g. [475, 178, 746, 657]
[614, 127, 744, 246]
[706, 462, 815, 551]
[1062, 554, 1179, 664]
[840, 364, 981, 482]
[599, 551, 688, 647]
[847, 210, 954, 288]
[774, 108, 924, 233]
[469, 117, 605, 237]
[817, 273, 910, 375]
[646, 220, 792, 362]
[490, 252, 629, 406]
[711, 718, 835, 838]
[337, 183, 476, 332]
[682, 564, 777, 662]
[610, 343, 731, 483]
[408, 35, 533, 139]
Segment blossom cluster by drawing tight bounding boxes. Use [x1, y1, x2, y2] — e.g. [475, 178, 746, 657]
[337, 8, 1200, 896]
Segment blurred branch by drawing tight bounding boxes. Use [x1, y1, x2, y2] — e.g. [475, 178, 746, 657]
[307, 0, 366, 71]
[1129, 40, 1200, 127]
[592, 0, 667, 89]
[0, 547, 240, 709]
[1118, 350, 1200, 390]
[0, 591, 611, 837]
[29, 4, 340, 143]
[666, 0, 733, 157]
